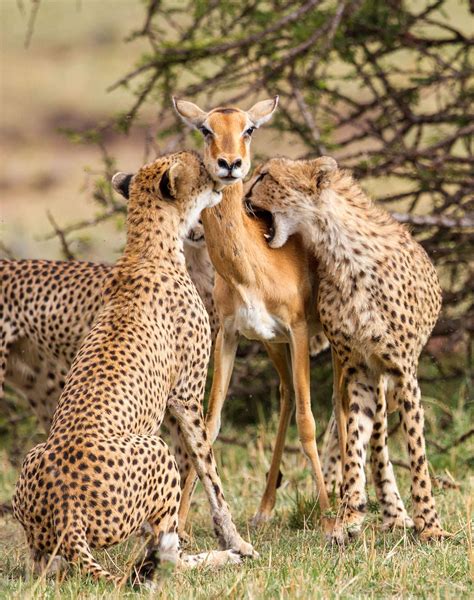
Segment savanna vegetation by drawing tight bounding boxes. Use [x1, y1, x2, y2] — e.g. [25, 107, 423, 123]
[0, 1, 472, 598]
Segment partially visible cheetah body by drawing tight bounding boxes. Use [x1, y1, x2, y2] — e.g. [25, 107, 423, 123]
[2, 233, 400, 525]
[247, 156, 447, 541]
[12, 151, 253, 584]
[1, 228, 217, 483]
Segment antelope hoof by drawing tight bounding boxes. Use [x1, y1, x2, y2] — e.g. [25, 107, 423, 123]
[250, 511, 273, 528]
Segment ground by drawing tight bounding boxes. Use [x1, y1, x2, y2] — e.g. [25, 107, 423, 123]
[1, 364, 472, 599]
[0, 1, 472, 597]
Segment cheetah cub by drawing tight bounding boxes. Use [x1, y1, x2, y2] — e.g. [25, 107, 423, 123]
[246, 156, 448, 542]
[13, 151, 253, 585]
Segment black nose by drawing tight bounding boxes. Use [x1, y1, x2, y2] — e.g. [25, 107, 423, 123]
[217, 158, 242, 172]
[217, 158, 230, 170]
[231, 159, 242, 170]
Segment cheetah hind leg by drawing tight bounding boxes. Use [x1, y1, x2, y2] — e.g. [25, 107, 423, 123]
[395, 374, 451, 540]
[370, 382, 414, 531]
[30, 549, 68, 579]
[132, 530, 241, 588]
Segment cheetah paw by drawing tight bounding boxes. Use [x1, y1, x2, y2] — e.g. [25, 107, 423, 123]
[324, 512, 365, 545]
[418, 526, 452, 541]
[233, 539, 259, 559]
[226, 550, 243, 565]
[324, 519, 346, 546]
[381, 514, 415, 531]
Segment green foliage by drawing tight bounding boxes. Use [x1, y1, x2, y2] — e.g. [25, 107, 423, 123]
[84, 0, 472, 344]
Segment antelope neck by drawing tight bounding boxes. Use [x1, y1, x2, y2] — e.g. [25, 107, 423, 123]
[201, 181, 263, 286]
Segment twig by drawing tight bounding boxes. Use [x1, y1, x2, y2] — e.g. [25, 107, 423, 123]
[218, 434, 302, 455]
[0, 241, 15, 259]
[43, 207, 124, 240]
[391, 212, 474, 229]
[0, 502, 13, 516]
[433, 428, 474, 453]
[24, 0, 41, 48]
[46, 211, 76, 261]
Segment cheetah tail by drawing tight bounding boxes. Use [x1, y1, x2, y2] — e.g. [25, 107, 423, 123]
[55, 505, 124, 585]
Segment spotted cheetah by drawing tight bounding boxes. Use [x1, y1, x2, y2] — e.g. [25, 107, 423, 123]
[12, 151, 253, 584]
[0, 233, 341, 508]
[1, 226, 217, 484]
[246, 156, 448, 541]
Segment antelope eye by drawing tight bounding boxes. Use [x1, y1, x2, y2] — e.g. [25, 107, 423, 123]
[199, 126, 213, 137]
[244, 126, 255, 137]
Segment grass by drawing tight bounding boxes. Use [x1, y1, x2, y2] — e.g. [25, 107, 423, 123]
[0, 1, 472, 597]
[0, 373, 472, 599]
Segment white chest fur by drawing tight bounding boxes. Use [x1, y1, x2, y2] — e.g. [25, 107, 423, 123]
[226, 296, 288, 342]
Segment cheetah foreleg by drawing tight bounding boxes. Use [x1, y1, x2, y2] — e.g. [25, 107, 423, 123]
[331, 368, 378, 542]
[170, 403, 257, 558]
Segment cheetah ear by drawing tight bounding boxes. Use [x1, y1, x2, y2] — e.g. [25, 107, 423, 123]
[112, 172, 133, 200]
[159, 163, 181, 202]
[312, 156, 337, 188]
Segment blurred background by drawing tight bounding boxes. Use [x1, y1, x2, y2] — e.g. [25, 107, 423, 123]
[0, 0, 472, 451]
[1, 0, 151, 260]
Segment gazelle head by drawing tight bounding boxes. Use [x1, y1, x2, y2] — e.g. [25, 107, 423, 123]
[173, 96, 278, 186]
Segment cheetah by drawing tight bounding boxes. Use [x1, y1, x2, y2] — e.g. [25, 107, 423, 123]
[0, 235, 340, 509]
[246, 155, 448, 541]
[12, 151, 254, 585]
[1, 225, 217, 484]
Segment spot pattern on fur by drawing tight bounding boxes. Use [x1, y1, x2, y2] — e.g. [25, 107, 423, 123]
[11, 150, 252, 583]
[0, 230, 217, 481]
[247, 157, 446, 541]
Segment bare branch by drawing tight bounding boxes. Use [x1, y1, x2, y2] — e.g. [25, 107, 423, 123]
[24, 0, 41, 48]
[46, 211, 76, 261]
[392, 212, 474, 229]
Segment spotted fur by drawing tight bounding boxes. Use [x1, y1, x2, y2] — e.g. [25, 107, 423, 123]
[12, 151, 253, 584]
[247, 156, 447, 541]
[1, 230, 216, 483]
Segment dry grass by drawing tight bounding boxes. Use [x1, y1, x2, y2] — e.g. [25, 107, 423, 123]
[0, 383, 472, 599]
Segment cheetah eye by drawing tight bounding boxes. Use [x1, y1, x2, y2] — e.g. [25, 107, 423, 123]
[244, 126, 255, 137]
[199, 126, 213, 138]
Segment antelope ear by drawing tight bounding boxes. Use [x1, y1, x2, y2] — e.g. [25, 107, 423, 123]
[159, 163, 181, 201]
[112, 172, 133, 200]
[172, 97, 207, 129]
[247, 96, 279, 127]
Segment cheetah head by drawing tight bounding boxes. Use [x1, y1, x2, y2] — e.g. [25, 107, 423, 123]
[244, 156, 338, 248]
[112, 151, 222, 237]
